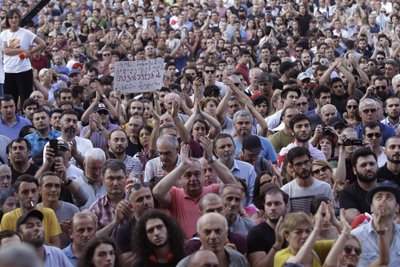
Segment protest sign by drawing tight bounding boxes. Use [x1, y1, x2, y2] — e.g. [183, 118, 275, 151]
[114, 58, 164, 93]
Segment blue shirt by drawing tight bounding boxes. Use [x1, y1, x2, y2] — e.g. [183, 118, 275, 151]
[25, 128, 61, 156]
[355, 122, 396, 146]
[44, 245, 74, 267]
[0, 115, 31, 140]
[234, 135, 278, 163]
[230, 159, 256, 206]
[62, 244, 78, 267]
[351, 220, 400, 267]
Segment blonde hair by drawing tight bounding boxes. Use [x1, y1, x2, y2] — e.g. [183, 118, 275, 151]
[281, 212, 313, 236]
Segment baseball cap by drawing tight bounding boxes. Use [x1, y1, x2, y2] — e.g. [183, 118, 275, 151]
[58, 140, 70, 150]
[242, 135, 262, 154]
[94, 103, 109, 113]
[16, 210, 43, 230]
[297, 72, 312, 81]
[367, 180, 400, 204]
[69, 69, 81, 77]
[328, 116, 347, 128]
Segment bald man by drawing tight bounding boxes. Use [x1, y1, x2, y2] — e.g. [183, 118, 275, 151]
[163, 92, 189, 123]
[188, 250, 219, 267]
[320, 104, 338, 124]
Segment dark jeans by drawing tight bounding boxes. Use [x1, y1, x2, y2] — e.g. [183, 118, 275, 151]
[4, 69, 33, 106]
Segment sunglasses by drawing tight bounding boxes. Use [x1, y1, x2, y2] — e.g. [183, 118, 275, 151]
[366, 132, 382, 138]
[216, 74, 223, 78]
[103, 53, 111, 56]
[344, 245, 362, 256]
[375, 86, 387, 90]
[312, 166, 329, 175]
[132, 181, 150, 190]
[377, 57, 385, 60]
[97, 110, 109, 115]
[347, 105, 358, 110]
[204, 70, 215, 74]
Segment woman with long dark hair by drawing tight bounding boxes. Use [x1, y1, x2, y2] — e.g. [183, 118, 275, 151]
[77, 236, 120, 267]
[0, 9, 46, 107]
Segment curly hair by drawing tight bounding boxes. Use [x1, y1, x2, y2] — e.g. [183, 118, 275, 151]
[77, 236, 120, 267]
[132, 210, 185, 265]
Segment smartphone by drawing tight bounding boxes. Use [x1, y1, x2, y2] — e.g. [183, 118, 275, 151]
[49, 139, 58, 157]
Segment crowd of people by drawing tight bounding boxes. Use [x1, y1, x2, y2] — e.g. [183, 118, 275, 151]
[0, 0, 400, 266]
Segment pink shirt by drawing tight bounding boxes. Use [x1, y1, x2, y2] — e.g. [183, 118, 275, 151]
[168, 184, 220, 239]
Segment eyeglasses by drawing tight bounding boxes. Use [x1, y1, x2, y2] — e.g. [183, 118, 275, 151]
[312, 166, 329, 175]
[216, 74, 223, 78]
[375, 86, 387, 90]
[366, 132, 382, 138]
[103, 53, 111, 57]
[296, 102, 308, 106]
[52, 49, 58, 52]
[296, 49, 303, 53]
[362, 108, 377, 114]
[293, 159, 311, 168]
[347, 105, 358, 110]
[377, 57, 385, 60]
[344, 245, 362, 256]
[204, 70, 215, 74]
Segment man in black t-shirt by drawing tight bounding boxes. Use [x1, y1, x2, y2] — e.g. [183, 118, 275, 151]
[339, 148, 378, 223]
[247, 187, 289, 267]
[378, 136, 400, 186]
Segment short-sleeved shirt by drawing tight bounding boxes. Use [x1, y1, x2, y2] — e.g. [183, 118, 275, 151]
[25, 128, 61, 157]
[274, 240, 334, 267]
[62, 244, 78, 267]
[44, 245, 74, 267]
[248, 221, 280, 255]
[0, 207, 61, 243]
[144, 155, 181, 182]
[168, 184, 220, 238]
[230, 159, 256, 206]
[378, 164, 400, 186]
[80, 123, 120, 150]
[269, 130, 294, 154]
[339, 180, 370, 214]
[0, 28, 36, 73]
[281, 178, 333, 213]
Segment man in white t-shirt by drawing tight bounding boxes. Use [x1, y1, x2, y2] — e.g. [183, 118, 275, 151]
[281, 146, 333, 213]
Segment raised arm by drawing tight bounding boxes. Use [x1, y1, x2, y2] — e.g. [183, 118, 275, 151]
[171, 99, 190, 144]
[152, 144, 191, 207]
[337, 62, 356, 97]
[368, 211, 390, 267]
[319, 57, 342, 86]
[199, 136, 236, 184]
[216, 88, 232, 123]
[323, 209, 352, 267]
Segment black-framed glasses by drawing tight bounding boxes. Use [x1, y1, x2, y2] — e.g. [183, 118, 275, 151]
[103, 53, 111, 57]
[366, 132, 382, 138]
[344, 245, 362, 256]
[204, 70, 215, 74]
[377, 57, 385, 60]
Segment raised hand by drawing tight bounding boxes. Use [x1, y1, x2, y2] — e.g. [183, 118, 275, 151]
[199, 136, 214, 162]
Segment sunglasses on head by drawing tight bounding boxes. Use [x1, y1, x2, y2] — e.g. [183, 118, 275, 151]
[344, 245, 361, 256]
[132, 182, 150, 190]
[312, 166, 329, 175]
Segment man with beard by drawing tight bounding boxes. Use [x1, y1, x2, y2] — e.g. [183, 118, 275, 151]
[132, 210, 186, 267]
[247, 187, 289, 267]
[108, 129, 141, 177]
[339, 148, 378, 223]
[281, 147, 333, 213]
[378, 136, 400, 186]
[381, 96, 400, 130]
[25, 109, 61, 160]
[62, 211, 97, 266]
[221, 183, 255, 237]
[213, 133, 256, 205]
[278, 114, 326, 167]
[16, 210, 73, 267]
[43, 109, 93, 168]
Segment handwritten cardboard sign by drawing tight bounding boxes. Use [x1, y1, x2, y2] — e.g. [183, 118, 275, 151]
[114, 58, 164, 93]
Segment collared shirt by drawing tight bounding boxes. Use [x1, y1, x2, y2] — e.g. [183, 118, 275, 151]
[89, 195, 116, 230]
[75, 174, 105, 211]
[25, 128, 61, 156]
[44, 245, 74, 267]
[381, 116, 400, 130]
[123, 154, 142, 176]
[351, 220, 400, 267]
[230, 159, 256, 206]
[62, 244, 78, 267]
[144, 155, 181, 182]
[0, 115, 31, 140]
[80, 123, 120, 150]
